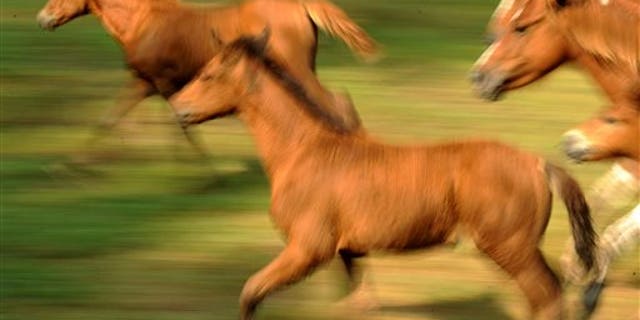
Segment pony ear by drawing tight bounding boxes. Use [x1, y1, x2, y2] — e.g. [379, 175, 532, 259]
[210, 29, 224, 48]
[549, 0, 572, 7]
[253, 27, 271, 55]
[554, 0, 586, 7]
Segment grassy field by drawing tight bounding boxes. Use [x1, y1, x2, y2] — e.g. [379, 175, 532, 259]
[1, 1, 638, 319]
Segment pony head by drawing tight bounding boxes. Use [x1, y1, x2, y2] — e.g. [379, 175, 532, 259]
[171, 29, 270, 126]
[470, 0, 571, 101]
[37, 0, 91, 30]
[563, 105, 640, 162]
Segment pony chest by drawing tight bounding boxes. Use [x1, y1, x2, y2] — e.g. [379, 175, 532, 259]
[126, 31, 216, 85]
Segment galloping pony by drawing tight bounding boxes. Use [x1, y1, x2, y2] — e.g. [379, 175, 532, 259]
[471, 2, 639, 314]
[170, 31, 596, 320]
[562, 104, 639, 316]
[37, 0, 378, 159]
[470, 0, 639, 192]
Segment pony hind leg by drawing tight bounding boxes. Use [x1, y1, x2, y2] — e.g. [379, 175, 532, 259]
[239, 241, 333, 320]
[55, 78, 155, 171]
[337, 250, 377, 311]
[478, 241, 563, 320]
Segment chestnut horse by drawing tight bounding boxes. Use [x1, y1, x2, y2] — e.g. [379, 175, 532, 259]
[36, 0, 378, 159]
[471, 0, 639, 316]
[470, 0, 639, 104]
[562, 104, 639, 316]
[170, 32, 596, 320]
[471, 0, 640, 221]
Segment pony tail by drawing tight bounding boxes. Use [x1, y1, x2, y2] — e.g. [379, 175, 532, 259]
[545, 162, 597, 271]
[303, 0, 381, 62]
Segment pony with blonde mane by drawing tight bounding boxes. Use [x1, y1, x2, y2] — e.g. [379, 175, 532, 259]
[171, 31, 596, 320]
[37, 0, 378, 161]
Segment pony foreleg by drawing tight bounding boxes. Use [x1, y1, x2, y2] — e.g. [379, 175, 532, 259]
[337, 251, 377, 311]
[583, 203, 640, 316]
[64, 78, 155, 167]
[173, 119, 212, 162]
[595, 203, 640, 282]
[94, 78, 156, 138]
[239, 242, 331, 320]
[587, 163, 638, 219]
[560, 163, 638, 284]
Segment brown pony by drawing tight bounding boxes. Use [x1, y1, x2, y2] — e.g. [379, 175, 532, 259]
[563, 105, 639, 163]
[170, 31, 596, 320]
[36, 0, 378, 158]
[470, 0, 640, 105]
[562, 104, 639, 316]
[470, 0, 640, 197]
[471, 1, 639, 316]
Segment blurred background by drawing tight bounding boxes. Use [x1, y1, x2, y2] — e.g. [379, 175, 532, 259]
[1, 0, 637, 319]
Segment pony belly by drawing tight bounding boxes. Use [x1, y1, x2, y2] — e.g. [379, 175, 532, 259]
[337, 207, 459, 253]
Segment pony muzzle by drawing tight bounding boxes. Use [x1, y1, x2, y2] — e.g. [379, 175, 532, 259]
[562, 130, 593, 162]
[170, 98, 206, 127]
[469, 69, 506, 101]
[37, 11, 59, 31]
[174, 109, 199, 127]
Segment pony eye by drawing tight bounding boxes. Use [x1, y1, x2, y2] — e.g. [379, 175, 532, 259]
[514, 25, 528, 34]
[200, 73, 214, 81]
[602, 116, 619, 124]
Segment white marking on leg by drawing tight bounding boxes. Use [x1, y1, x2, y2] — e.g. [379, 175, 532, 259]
[596, 204, 640, 281]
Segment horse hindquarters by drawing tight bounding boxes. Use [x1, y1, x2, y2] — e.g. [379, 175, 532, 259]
[472, 208, 563, 319]
[457, 153, 563, 318]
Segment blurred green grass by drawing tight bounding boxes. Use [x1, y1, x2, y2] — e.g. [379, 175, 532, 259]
[1, 1, 638, 320]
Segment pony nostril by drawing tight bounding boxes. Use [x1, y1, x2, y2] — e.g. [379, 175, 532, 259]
[176, 111, 193, 127]
[36, 11, 57, 30]
[469, 71, 485, 84]
[469, 70, 505, 101]
[562, 134, 576, 147]
[562, 131, 583, 148]
[561, 131, 590, 161]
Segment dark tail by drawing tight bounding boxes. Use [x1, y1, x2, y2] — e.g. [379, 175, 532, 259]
[303, 0, 380, 62]
[545, 162, 597, 271]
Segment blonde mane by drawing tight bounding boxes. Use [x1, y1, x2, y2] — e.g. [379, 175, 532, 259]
[549, 0, 640, 75]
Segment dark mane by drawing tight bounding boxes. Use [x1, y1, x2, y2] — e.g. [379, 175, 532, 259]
[228, 36, 354, 135]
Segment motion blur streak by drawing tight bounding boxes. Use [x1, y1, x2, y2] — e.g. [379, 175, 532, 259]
[2, 1, 637, 320]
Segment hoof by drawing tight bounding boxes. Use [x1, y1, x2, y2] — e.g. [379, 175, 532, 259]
[336, 289, 379, 312]
[582, 281, 605, 318]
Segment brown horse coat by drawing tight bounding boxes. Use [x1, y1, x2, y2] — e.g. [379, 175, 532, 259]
[472, 0, 640, 105]
[563, 105, 640, 167]
[171, 33, 597, 320]
[37, 0, 378, 144]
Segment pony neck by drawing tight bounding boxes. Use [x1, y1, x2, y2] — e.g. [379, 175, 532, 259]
[88, 0, 173, 44]
[238, 72, 349, 178]
[555, 2, 640, 104]
[573, 50, 638, 104]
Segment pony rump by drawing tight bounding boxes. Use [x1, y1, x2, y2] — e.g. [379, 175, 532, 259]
[548, 0, 640, 74]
